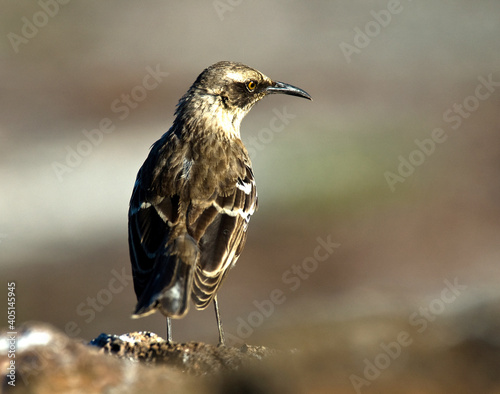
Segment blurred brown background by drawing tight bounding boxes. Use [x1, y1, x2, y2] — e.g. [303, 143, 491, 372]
[1, 1, 500, 390]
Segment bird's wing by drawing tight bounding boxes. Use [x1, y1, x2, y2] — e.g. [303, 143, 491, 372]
[128, 178, 178, 295]
[129, 133, 257, 313]
[128, 136, 196, 317]
[187, 162, 258, 309]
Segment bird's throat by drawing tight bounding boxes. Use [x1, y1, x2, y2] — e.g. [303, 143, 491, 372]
[178, 94, 247, 140]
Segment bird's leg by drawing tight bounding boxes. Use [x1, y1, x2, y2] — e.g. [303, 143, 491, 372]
[214, 296, 225, 346]
[166, 317, 172, 344]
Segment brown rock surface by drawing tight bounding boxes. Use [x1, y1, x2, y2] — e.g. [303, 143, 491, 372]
[3, 302, 500, 394]
[90, 331, 282, 375]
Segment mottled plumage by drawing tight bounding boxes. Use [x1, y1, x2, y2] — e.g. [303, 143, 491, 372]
[128, 61, 311, 344]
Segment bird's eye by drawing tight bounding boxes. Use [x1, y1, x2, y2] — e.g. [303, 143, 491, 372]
[246, 80, 257, 92]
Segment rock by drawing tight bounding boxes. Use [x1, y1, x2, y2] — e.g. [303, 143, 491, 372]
[3, 300, 500, 394]
[0, 323, 289, 393]
[89, 331, 281, 375]
[0, 323, 196, 393]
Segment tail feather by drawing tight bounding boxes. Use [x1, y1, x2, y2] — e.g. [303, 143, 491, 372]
[132, 234, 198, 318]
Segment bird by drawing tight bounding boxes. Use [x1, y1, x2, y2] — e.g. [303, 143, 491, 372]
[128, 61, 311, 345]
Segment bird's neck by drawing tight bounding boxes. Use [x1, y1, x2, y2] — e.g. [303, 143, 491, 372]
[174, 93, 247, 140]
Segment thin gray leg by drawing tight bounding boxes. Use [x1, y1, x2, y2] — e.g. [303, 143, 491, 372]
[166, 317, 172, 344]
[214, 296, 225, 346]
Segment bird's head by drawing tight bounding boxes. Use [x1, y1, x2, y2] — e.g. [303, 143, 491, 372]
[174, 61, 311, 137]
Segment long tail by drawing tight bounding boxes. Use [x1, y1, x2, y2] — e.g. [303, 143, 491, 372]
[132, 234, 198, 319]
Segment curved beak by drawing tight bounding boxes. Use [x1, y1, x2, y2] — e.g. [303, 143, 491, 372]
[266, 81, 312, 100]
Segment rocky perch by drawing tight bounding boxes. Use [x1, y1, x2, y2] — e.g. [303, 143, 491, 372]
[90, 331, 281, 375]
[3, 301, 500, 394]
[0, 323, 294, 394]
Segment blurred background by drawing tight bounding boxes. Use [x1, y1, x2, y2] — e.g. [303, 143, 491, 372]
[1, 1, 500, 391]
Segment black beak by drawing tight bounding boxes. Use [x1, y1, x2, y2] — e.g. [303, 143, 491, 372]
[266, 81, 312, 100]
